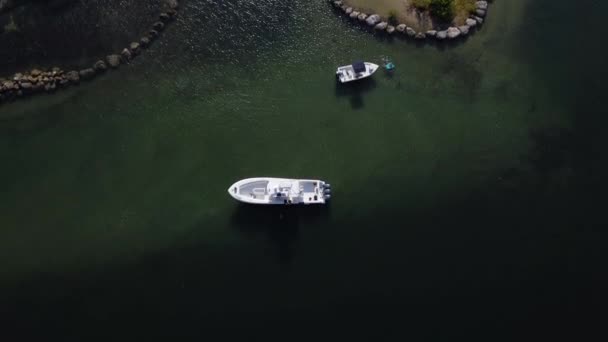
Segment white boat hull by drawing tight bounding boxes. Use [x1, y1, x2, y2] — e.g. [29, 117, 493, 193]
[228, 177, 331, 205]
[336, 62, 379, 83]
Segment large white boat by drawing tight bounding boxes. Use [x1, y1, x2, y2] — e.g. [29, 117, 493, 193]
[336, 61, 379, 83]
[228, 177, 331, 205]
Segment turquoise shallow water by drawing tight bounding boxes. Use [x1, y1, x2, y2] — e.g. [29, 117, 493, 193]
[0, 0, 606, 340]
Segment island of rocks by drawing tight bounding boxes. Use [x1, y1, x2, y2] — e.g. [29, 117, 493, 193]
[0, 0, 179, 105]
[329, 0, 491, 42]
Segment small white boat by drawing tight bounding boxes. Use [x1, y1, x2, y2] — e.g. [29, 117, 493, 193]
[336, 61, 379, 83]
[228, 177, 331, 205]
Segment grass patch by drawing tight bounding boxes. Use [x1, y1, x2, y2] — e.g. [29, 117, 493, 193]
[454, 0, 476, 14]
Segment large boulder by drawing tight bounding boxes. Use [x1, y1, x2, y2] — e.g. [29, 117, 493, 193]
[350, 11, 359, 19]
[93, 60, 107, 72]
[386, 25, 395, 34]
[365, 14, 381, 26]
[107, 55, 121, 68]
[130, 42, 141, 55]
[476, 1, 488, 10]
[31, 69, 42, 77]
[458, 25, 470, 35]
[121, 48, 132, 62]
[447, 27, 461, 39]
[476, 9, 486, 17]
[396, 24, 406, 33]
[333, 1, 342, 7]
[436, 30, 448, 40]
[357, 13, 367, 21]
[79, 68, 95, 80]
[148, 29, 159, 39]
[406, 27, 416, 37]
[466, 18, 477, 27]
[152, 21, 165, 31]
[473, 15, 484, 24]
[66, 71, 80, 84]
[140, 36, 151, 48]
[167, 0, 178, 9]
[415, 32, 426, 40]
[426, 30, 437, 37]
[374, 22, 388, 30]
[345, 7, 353, 15]
[166, 8, 177, 17]
[159, 12, 171, 22]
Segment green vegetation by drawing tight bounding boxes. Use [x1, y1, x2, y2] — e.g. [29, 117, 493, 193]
[429, 0, 454, 22]
[411, 0, 431, 10]
[411, 0, 476, 23]
[387, 9, 399, 25]
[454, 0, 477, 14]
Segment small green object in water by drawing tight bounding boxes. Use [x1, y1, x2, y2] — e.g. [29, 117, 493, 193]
[385, 62, 395, 71]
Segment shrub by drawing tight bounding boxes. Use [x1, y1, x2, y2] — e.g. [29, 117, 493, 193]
[388, 9, 399, 25]
[429, 0, 454, 22]
[411, 0, 432, 10]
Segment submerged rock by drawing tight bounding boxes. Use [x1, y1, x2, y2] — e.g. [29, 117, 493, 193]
[66, 71, 80, 83]
[473, 15, 484, 24]
[79, 68, 95, 80]
[415, 32, 426, 40]
[107, 55, 121, 68]
[406, 27, 416, 37]
[167, 0, 179, 10]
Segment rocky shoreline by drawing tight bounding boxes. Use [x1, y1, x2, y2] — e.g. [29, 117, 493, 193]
[328, 0, 491, 42]
[0, 0, 179, 105]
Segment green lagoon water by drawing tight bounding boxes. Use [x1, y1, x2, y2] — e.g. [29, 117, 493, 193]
[0, 0, 606, 340]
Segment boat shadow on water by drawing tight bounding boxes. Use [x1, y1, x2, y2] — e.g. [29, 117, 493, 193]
[334, 77, 377, 110]
[230, 203, 331, 264]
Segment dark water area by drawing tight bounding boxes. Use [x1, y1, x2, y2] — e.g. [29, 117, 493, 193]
[1, 0, 607, 340]
[0, 0, 161, 73]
